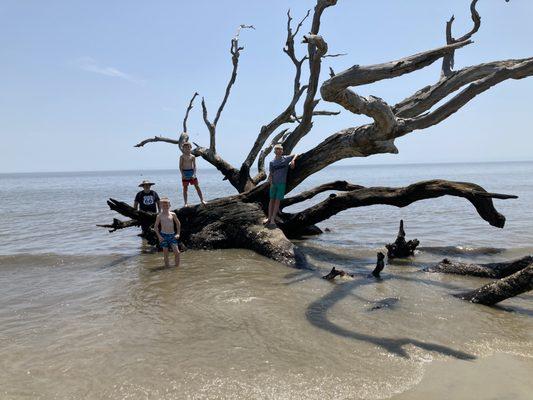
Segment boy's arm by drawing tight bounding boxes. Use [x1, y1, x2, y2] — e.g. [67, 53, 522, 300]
[173, 213, 181, 239]
[133, 201, 139, 210]
[192, 156, 197, 177]
[155, 192, 161, 213]
[154, 215, 163, 241]
[179, 155, 184, 176]
[289, 154, 298, 169]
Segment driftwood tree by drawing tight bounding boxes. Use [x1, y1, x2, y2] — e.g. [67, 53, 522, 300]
[102, 0, 532, 268]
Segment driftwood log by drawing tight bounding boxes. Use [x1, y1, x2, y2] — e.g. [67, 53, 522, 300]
[385, 220, 420, 259]
[322, 252, 386, 280]
[456, 263, 533, 306]
[426, 255, 533, 279]
[101, 0, 529, 269]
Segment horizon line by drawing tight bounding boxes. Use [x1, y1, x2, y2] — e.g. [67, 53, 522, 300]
[1, 159, 532, 175]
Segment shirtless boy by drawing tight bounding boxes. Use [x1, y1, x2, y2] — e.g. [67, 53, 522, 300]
[179, 142, 206, 206]
[154, 198, 181, 267]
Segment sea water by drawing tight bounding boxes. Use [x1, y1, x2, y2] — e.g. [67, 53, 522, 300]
[0, 162, 532, 399]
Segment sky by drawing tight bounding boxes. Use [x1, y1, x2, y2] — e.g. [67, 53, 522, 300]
[1, 0, 532, 173]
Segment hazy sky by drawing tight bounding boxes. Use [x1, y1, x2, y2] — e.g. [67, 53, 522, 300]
[1, 0, 532, 173]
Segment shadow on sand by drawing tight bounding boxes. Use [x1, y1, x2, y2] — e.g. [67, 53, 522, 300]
[306, 277, 476, 360]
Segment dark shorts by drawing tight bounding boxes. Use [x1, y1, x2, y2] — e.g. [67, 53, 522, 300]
[160, 232, 179, 249]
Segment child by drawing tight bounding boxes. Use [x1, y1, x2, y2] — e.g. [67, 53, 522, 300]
[179, 142, 206, 206]
[154, 198, 181, 267]
[265, 144, 298, 227]
[133, 180, 161, 236]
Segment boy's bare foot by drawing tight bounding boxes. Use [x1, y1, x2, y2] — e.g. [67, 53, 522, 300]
[201, 200, 207, 205]
[184, 203, 189, 207]
[262, 218, 269, 225]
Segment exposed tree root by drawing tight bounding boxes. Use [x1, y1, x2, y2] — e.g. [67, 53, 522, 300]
[386, 220, 420, 259]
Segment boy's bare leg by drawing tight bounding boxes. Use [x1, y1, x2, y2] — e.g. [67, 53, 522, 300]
[194, 183, 206, 205]
[163, 247, 170, 267]
[271, 199, 281, 225]
[183, 184, 189, 207]
[171, 244, 180, 267]
[266, 199, 274, 224]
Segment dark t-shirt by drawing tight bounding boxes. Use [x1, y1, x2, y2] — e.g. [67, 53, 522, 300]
[269, 155, 295, 184]
[135, 190, 160, 212]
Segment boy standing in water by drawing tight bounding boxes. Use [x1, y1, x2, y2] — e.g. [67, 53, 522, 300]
[154, 198, 181, 267]
[265, 144, 298, 227]
[179, 142, 206, 206]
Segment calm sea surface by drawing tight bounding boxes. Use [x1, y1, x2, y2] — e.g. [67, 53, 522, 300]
[0, 162, 532, 399]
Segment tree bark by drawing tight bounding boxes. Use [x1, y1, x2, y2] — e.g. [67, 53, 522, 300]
[106, 198, 300, 267]
[426, 256, 533, 279]
[456, 264, 533, 306]
[385, 220, 420, 259]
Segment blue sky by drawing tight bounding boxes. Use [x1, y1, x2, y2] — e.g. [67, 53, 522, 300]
[1, 0, 532, 173]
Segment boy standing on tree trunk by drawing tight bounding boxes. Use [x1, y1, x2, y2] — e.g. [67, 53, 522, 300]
[179, 142, 206, 207]
[265, 144, 298, 228]
[155, 198, 181, 268]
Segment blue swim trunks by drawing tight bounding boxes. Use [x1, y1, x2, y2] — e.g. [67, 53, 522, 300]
[160, 232, 179, 248]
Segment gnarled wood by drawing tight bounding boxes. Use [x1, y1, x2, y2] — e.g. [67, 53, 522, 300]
[385, 220, 420, 259]
[426, 256, 533, 279]
[281, 180, 517, 232]
[106, 197, 299, 267]
[456, 264, 533, 305]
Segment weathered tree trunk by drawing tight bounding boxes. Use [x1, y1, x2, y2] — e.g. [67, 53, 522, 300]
[456, 264, 533, 305]
[106, 198, 301, 267]
[385, 220, 420, 259]
[426, 255, 533, 278]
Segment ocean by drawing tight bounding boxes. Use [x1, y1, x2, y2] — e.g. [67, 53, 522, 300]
[1, 162, 532, 399]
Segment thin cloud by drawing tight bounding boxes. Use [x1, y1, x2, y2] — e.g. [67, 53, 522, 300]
[73, 57, 144, 84]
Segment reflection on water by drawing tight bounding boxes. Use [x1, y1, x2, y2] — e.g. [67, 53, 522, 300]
[0, 163, 532, 398]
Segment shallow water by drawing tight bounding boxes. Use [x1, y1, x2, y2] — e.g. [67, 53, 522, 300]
[0, 163, 532, 399]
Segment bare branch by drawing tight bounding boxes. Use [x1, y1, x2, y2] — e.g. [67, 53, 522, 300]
[97, 218, 139, 233]
[282, 1, 338, 153]
[442, 0, 481, 77]
[201, 97, 216, 152]
[134, 136, 180, 148]
[199, 25, 252, 155]
[281, 180, 364, 208]
[182, 92, 199, 133]
[320, 40, 472, 133]
[394, 58, 533, 118]
[240, 9, 311, 174]
[403, 58, 533, 132]
[289, 110, 340, 122]
[322, 53, 347, 58]
[282, 180, 517, 231]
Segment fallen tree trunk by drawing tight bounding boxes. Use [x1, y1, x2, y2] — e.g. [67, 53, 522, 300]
[456, 264, 533, 305]
[426, 255, 533, 278]
[102, 179, 516, 266]
[106, 197, 301, 267]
